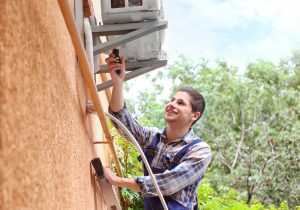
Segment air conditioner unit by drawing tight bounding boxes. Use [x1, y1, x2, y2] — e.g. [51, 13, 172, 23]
[101, 0, 162, 24]
[101, 0, 166, 61]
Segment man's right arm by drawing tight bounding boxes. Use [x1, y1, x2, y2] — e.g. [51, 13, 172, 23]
[110, 82, 124, 112]
[105, 53, 126, 112]
[106, 53, 158, 147]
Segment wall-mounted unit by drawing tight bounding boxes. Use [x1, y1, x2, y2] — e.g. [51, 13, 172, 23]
[92, 0, 168, 91]
[100, 0, 166, 61]
[101, 0, 163, 24]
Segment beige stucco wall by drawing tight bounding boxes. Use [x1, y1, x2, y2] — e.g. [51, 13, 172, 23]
[0, 0, 110, 209]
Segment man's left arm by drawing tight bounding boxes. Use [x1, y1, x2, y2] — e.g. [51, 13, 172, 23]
[104, 144, 212, 196]
[136, 144, 212, 197]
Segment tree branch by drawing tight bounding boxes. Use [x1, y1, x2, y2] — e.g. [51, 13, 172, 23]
[259, 138, 280, 176]
[231, 108, 245, 169]
[231, 110, 241, 130]
[219, 149, 233, 172]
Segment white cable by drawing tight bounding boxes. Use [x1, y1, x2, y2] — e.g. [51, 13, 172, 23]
[105, 112, 169, 210]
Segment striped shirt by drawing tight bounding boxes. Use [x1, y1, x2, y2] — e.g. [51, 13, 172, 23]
[109, 105, 212, 210]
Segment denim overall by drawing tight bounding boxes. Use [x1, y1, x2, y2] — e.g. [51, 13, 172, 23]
[138, 133, 202, 210]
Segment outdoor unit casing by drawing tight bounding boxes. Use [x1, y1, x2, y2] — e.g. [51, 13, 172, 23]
[101, 0, 162, 24]
[101, 0, 166, 61]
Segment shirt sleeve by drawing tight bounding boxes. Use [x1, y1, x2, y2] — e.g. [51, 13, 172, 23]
[135, 143, 212, 197]
[108, 103, 158, 148]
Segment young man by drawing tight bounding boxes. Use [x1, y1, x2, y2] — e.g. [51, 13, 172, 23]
[104, 54, 212, 210]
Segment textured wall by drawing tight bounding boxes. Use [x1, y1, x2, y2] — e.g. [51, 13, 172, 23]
[0, 0, 109, 209]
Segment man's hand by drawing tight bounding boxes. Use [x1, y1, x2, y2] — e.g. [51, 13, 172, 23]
[106, 53, 126, 112]
[103, 167, 141, 192]
[105, 53, 125, 85]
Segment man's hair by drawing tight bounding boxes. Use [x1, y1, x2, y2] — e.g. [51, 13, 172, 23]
[177, 87, 206, 126]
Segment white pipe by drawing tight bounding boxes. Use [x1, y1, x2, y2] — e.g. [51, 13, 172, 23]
[84, 17, 97, 116]
[105, 112, 169, 210]
[84, 17, 122, 210]
[84, 18, 94, 79]
[84, 17, 98, 154]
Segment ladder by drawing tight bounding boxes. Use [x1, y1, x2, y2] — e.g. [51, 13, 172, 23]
[91, 158, 122, 210]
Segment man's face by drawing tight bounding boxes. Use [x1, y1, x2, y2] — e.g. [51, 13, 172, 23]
[164, 91, 198, 126]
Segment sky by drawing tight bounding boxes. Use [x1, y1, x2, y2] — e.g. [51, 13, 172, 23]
[162, 0, 300, 70]
[125, 0, 300, 99]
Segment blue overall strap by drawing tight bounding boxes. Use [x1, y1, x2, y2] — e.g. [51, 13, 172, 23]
[168, 138, 203, 170]
[137, 133, 161, 175]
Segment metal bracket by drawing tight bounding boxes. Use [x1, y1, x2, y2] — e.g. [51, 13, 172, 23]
[90, 18, 168, 91]
[95, 59, 167, 73]
[92, 20, 168, 56]
[96, 60, 167, 91]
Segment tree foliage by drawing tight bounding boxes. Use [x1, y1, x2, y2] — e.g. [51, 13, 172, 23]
[109, 123, 144, 210]
[197, 178, 300, 210]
